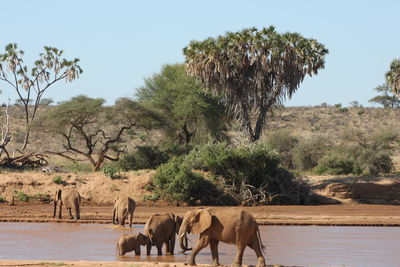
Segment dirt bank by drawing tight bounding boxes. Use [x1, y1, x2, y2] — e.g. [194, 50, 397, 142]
[1, 203, 400, 226]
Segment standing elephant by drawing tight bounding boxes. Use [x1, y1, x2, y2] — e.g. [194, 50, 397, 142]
[178, 208, 266, 267]
[112, 196, 135, 227]
[143, 213, 190, 255]
[116, 233, 151, 256]
[52, 188, 81, 220]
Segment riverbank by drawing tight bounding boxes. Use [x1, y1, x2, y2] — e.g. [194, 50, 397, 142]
[1, 203, 400, 226]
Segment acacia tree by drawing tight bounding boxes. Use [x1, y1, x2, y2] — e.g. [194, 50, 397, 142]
[386, 59, 400, 96]
[369, 83, 400, 108]
[136, 64, 229, 147]
[183, 26, 328, 142]
[36, 95, 163, 171]
[0, 43, 82, 150]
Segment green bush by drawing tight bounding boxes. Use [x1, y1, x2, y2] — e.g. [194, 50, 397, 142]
[314, 154, 355, 175]
[264, 130, 298, 169]
[101, 165, 120, 179]
[152, 157, 235, 205]
[152, 158, 203, 203]
[15, 191, 30, 202]
[185, 143, 280, 188]
[356, 149, 393, 175]
[292, 136, 330, 171]
[117, 144, 187, 171]
[0, 196, 5, 203]
[52, 176, 64, 184]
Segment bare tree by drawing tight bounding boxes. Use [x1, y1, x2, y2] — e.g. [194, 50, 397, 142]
[0, 43, 82, 150]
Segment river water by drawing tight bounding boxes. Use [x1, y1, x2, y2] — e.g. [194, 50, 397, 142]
[0, 223, 399, 267]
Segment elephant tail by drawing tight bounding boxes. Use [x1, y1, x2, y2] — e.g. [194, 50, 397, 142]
[256, 225, 266, 254]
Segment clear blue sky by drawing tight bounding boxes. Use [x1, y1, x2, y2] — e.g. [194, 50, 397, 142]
[0, 0, 399, 107]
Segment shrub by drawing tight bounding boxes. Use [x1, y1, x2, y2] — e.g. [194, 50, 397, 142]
[15, 191, 30, 202]
[52, 176, 64, 184]
[0, 196, 5, 203]
[314, 154, 355, 175]
[152, 157, 235, 205]
[185, 143, 280, 188]
[356, 149, 393, 175]
[292, 136, 330, 171]
[101, 165, 120, 179]
[117, 144, 187, 171]
[152, 158, 204, 204]
[264, 130, 298, 169]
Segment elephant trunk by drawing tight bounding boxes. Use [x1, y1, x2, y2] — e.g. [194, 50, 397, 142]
[179, 234, 191, 251]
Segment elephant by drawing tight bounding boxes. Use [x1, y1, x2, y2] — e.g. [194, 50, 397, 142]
[112, 196, 135, 227]
[52, 188, 81, 220]
[143, 213, 191, 255]
[116, 233, 151, 256]
[178, 208, 266, 267]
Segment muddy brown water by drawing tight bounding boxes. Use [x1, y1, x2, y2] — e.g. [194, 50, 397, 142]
[0, 223, 399, 267]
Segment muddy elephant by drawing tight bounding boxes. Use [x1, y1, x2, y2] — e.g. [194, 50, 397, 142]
[116, 233, 151, 256]
[112, 196, 135, 227]
[52, 188, 81, 220]
[143, 213, 190, 255]
[179, 208, 266, 267]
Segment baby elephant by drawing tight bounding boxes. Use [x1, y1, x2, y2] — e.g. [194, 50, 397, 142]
[116, 233, 150, 256]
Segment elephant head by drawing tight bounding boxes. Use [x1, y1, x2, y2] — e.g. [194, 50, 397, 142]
[178, 209, 211, 250]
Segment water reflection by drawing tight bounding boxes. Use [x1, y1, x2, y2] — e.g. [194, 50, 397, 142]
[0, 223, 399, 267]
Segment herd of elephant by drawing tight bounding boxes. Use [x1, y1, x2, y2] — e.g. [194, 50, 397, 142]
[52, 188, 266, 267]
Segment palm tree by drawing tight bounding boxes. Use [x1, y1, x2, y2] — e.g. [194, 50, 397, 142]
[386, 59, 400, 96]
[183, 26, 328, 142]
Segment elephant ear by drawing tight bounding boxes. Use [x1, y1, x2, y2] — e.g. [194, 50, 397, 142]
[191, 209, 212, 235]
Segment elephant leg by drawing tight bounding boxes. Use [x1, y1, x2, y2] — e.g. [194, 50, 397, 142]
[232, 243, 246, 267]
[165, 241, 170, 255]
[112, 209, 116, 224]
[156, 244, 162, 256]
[186, 235, 210, 266]
[58, 203, 62, 219]
[170, 234, 176, 255]
[67, 208, 73, 219]
[129, 212, 133, 227]
[146, 244, 152, 255]
[75, 205, 80, 220]
[209, 239, 220, 266]
[248, 238, 266, 267]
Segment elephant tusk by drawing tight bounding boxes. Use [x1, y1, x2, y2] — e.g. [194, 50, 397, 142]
[179, 233, 186, 239]
[49, 201, 54, 205]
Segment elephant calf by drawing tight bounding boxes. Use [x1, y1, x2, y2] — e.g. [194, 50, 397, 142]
[116, 233, 150, 256]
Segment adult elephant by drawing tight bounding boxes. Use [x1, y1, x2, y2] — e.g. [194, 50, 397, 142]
[178, 208, 266, 267]
[52, 188, 81, 220]
[112, 196, 135, 227]
[144, 213, 191, 255]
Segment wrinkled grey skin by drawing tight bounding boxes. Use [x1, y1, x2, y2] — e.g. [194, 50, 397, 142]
[178, 208, 266, 267]
[52, 188, 81, 220]
[116, 233, 151, 256]
[112, 197, 135, 227]
[143, 213, 190, 255]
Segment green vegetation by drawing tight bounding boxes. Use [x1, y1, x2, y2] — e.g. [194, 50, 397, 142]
[52, 176, 64, 184]
[184, 26, 328, 142]
[137, 64, 229, 146]
[101, 165, 120, 179]
[0, 196, 5, 203]
[14, 191, 30, 202]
